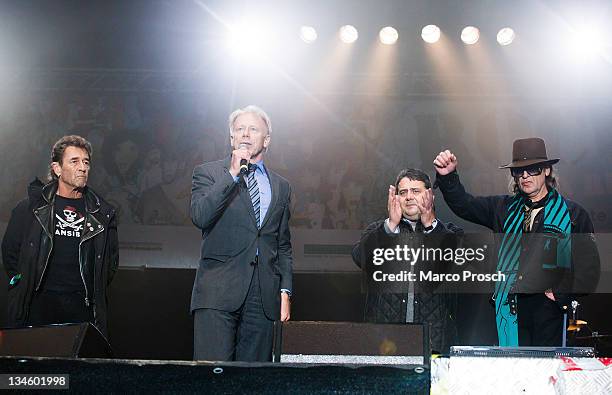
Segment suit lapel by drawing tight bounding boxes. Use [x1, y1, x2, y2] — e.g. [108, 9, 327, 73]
[260, 168, 279, 229]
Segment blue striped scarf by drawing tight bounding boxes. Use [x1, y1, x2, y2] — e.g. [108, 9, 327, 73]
[494, 188, 571, 346]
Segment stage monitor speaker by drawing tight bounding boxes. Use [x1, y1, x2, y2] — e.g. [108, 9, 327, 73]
[450, 346, 595, 358]
[273, 321, 429, 365]
[0, 323, 113, 358]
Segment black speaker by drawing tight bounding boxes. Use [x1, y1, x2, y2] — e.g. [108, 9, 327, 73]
[273, 321, 429, 365]
[0, 323, 112, 358]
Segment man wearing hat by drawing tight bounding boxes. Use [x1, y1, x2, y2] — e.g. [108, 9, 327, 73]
[433, 138, 600, 346]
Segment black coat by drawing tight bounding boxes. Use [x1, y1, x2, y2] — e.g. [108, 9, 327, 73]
[352, 218, 463, 353]
[1, 179, 118, 338]
[190, 157, 293, 320]
[436, 171, 600, 303]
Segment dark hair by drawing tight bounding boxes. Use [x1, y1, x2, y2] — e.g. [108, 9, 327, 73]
[394, 168, 432, 190]
[509, 165, 558, 194]
[48, 135, 93, 181]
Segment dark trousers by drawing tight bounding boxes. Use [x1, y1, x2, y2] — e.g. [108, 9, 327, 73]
[27, 290, 93, 327]
[517, 293, 565, 346]
[193, 268, 274, 362]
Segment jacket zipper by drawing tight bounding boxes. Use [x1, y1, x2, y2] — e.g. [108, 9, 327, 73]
[78, 241, 88, 306]
[34, 207, 54, 292]
[80, 220, 104, 307]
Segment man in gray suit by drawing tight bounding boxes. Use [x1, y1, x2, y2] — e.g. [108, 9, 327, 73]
[190, 105, 293, 361]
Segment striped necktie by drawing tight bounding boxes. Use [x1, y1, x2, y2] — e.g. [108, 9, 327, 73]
[523, 205, 532, 233]
[523, 197, 546, 233]
[247, 164, 260, 227]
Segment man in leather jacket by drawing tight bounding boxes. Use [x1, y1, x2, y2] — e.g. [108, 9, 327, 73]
[2, 135, 118, 339]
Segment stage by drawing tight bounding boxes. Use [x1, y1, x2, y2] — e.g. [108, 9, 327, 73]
[0, 1, 611, 393]
[1, 354, 611, 394]
[0, 357, 429, 394]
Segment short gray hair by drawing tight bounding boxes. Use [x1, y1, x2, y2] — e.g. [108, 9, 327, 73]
[228, 105, 272, 135]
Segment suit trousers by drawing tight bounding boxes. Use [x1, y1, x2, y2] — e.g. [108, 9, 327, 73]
[193, 266, 274, 362]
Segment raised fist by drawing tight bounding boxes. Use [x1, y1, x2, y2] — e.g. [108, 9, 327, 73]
[433, 150, 458, 176]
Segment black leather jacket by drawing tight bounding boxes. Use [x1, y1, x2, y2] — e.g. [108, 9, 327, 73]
[2, 179, 118, 338]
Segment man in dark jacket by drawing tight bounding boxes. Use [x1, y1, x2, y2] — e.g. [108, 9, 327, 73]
[2, 135, 118, 339]
[434, 138, 600, 346]
[352, 168, 462, 353]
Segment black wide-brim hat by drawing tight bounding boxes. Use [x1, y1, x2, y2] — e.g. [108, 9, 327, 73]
[499, 137, 560, 169]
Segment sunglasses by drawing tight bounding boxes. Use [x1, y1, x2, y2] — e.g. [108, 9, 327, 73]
[511, 166, 543, 177]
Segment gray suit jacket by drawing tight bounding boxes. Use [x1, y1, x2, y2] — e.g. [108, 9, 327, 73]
[190, 157, 293, 320]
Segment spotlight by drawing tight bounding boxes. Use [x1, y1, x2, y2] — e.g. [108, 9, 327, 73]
[339, 25, 358, 44]
[379, 26, 399, 45]
[300, 26, 317, 44]
[461, 26, 480, 45]
[421, 25, 441, 44]
[497, 27, 515, 46]
[227, 20, 271, 55]
[569, 26, 605, 61]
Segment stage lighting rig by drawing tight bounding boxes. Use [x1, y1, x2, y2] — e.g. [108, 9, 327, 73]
[461, 26, 480, 45]
[339, 25, 359, 44]
[300, 26, 317, 44]
[497, 27, 515, 46]
[379, 26, 399, 45]
[421, 25, 441, 44]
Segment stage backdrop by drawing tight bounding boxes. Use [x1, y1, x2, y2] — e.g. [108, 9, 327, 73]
[0, 82, 610, 273]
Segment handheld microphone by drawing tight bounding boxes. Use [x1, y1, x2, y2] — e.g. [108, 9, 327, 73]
[238, 144, 249, 175]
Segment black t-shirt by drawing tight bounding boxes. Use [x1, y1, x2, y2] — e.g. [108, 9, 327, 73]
[42, 195, 86, 292]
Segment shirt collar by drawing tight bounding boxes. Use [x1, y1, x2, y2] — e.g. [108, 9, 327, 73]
[253, 159, 265, 174]
[402, 217, 417, 231]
